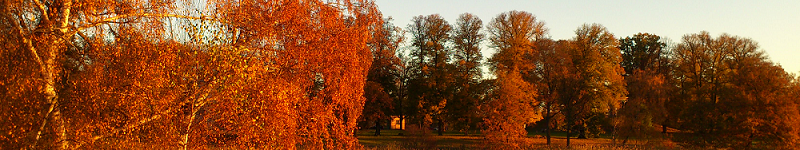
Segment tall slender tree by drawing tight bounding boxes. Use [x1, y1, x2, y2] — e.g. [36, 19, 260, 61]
[362, 17, 404, 136]
[447, 13, 485, 135]
[406, 14, 453, 135]
[485, 10, 545, 147]
[534, 39, 576, 145]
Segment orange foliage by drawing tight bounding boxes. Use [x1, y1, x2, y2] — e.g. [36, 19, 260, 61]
[1, 0, 381, 149]
[484, 10, 545, 147]
[671, 32, 800, 148]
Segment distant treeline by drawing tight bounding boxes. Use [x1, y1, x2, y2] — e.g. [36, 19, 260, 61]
[361, 10, 800, 149]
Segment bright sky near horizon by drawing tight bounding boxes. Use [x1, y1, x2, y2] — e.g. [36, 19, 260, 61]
[375, 0, 800, 74]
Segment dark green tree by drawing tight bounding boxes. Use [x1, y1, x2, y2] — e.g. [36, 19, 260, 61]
[616, 33, 673, 141]
[619, 33, 669, 74]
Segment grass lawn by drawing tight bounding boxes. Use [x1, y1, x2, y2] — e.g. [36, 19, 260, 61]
[357, 129, 682, 150]
[357, 129, 483, 149]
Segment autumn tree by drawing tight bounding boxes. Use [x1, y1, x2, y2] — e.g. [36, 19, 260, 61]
[562, 24, 626, 145]
[616, 33, 673, 142]
[2, 0, 384, 149]
[445, 13, 485, 135]
[617, 70, 670, 144]
[395, 52, 414, 131]
[215, 0, 383, 148]
[362, 17, 404, 136]
[406, 14, 454, 135]
[484, 10, 544, 147]
[671, 31, 800, 148]
[367, 18, 404, 99]
[0, 0, 189, 148]
[362, 81, 394, 135]
[619, 33, 670, 74]
[533, 39, 576, 145]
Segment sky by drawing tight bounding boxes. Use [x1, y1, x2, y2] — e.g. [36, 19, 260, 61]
[375, 0, 800, 74]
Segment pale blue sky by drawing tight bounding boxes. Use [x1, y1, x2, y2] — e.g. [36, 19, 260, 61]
[376, 0, 800, 74]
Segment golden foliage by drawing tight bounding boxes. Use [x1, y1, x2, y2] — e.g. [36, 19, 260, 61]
[484, 10, 545, 147]
[1, 0, 381, 149]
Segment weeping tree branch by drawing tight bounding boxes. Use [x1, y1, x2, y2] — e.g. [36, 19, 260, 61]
[72, 106, 175, 149]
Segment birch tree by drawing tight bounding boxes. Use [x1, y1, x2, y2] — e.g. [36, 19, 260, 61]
[1, 0, 383, 149]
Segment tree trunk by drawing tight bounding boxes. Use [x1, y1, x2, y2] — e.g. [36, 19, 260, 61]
[610, 105, 616, 145]
[578, 124, 587, 139]
[36, 49, 68, 150]
[545, 104, 551, 145]
[180, 106, 197, 150]
[375, 120, 381, 136]
[662, 119, 668, 133]
[463, 118, 470, 136]
[53, 106, 67, 150]
[566, 126, 571, 147]
[32, 83, 59, 149]
[566, 107, 571, 147]
[30, 32, 69, 150]
[46, 2, 72, 149]
[437, 119, 444, 136]
[181, 100, 203, 150]
[622, 136, 629, 145]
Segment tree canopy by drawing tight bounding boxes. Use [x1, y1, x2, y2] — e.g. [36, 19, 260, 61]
[2, 1, 799, 149]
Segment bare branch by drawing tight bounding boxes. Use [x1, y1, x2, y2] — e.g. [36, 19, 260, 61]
[70, 13, 227, 36]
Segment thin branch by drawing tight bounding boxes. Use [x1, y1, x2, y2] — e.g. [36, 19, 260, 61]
[58, 0, 71, 34]
[9, 11, 32, 36]
[30, 101, 58, 149]
[72, 106, 174, 149]
[70, 13, 227, 36]
[31, 0, 50, 22]
[73, 82, 217, 149]
[4, 10, 48, 82]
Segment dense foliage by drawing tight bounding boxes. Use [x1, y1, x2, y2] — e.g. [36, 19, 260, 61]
[2, 1, 798, 149]
[1, 0, 381, 149]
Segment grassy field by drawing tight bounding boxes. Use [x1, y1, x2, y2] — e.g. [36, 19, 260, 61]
[357, 129, 683, 150]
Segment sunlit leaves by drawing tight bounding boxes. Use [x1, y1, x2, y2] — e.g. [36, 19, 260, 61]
[484, 10, 545, 147]
[1, 0, 380, 149]
[670, 31, 800, 148]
